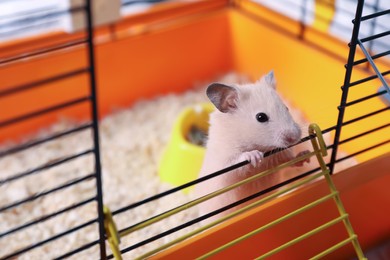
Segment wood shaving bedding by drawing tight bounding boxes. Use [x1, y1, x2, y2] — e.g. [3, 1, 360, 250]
[0, 73, 356, 259]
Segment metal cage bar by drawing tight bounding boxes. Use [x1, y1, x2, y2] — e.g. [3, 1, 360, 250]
[0, 39, 88, 66]
[329, 0, 365, 174]
[1, 0, 388, 258]
[329, 0, 390, 173]
[104, 124, 365, 260]
[1, 218, 98, 259]
[0, 123, 93, 157]
[0, 0, 106, 259]
[84, 0, 107, 258]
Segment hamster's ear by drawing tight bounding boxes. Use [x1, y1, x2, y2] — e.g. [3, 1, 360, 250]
[259, 70, 277, 89]
[206, 83, 238, 113]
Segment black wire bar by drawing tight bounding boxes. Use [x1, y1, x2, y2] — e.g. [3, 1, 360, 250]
[0, 1, 106, 259]
[111, 129, 324, 217]
[107, 168, 324, 259]
[1, 218, 98, 260]
[0, 149, 94, 185]
[110, 107, 390, 219]
[364, 0, 379, 57]
[334, 138, 390, 164]
[107, 121, 386, 258]
[0, 5, 86, 27]
[122, 0, 169, 6]
[295, 131, 387, 168]
[0, 20, 60, 39]
[107, 129, 325, 257]
[344, 89, 387, 107]
[53, 239, 101, 260]
[0, 96, 90, 128]
[0, 68, 89, 98]
[84, 0, 107, 257]
[112, 1, 387, 257]
[350, 34, 390, 62]
[334, 0, 387, 15]
[113, 147, 378, 258]
[117, 151, 314, 238]
[258, 0, 389, 47]
[110, 124, 336, 217]
[357, 38, 390, 91]
[360, 30, 390, 44]
[353, 6, 390, 57]
[348, 69, 390, 87]
[338, 122, 390, 146]
[0, 197, 96, 238]
[340, 106, 390, 127]
[360, 8, 390, 22]
[0, 38, 88, 66]
[352, 49, 390, 66]
[0, 6, 57, 21]
[270, 0, 352, 37]
[329, 0, 371, 174]
[112, 160, 249, 216]
[0, 122, 92, 157]
[0, 173, 95, 213]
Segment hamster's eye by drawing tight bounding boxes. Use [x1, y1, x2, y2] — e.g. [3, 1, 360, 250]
[256, 112, 269, 123]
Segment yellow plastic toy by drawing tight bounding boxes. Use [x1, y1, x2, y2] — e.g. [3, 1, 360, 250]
[158, 103, 214, 192]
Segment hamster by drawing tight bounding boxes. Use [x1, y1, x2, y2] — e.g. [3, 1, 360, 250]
[195, 71, 309, 222]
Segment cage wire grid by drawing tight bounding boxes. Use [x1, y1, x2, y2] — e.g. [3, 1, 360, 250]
[105, 0, 388, 259]
[0, 0, 389, 259]
[0, 0, 106, 259]
[329, 0, 390, 175]
[103, 0, 390, 258]
[103, 123, 367, 260]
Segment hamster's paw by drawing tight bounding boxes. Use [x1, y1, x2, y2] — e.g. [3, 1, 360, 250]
[294, 150, 311, 167]
[240, 150, 264, 167]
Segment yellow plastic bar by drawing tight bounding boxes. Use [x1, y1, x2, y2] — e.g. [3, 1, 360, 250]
[309, 124, 366, 260]
[135, 171, 325, 260]
[103, 206, 122, 260]
[134, 124, 326, 259]
[309, 124, 328, 157]
[197, 192, 338, 260]
[313, 0, 336, 32]
[195, 125, 365, 260]
[194, 124, 340, 260]
[110, 124, 366, 260]
[310, 235, 357, 260]
[120, 149, 314, 237]
[322, 170, 366, 259]
[255, 214, 349, 260]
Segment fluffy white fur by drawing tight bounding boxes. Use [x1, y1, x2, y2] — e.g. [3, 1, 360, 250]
[196, 72, 309, 221]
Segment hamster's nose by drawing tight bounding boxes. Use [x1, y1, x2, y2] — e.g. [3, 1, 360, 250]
[283, 131, 301, 145]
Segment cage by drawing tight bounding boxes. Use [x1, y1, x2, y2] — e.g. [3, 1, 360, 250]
[0, 0, 389, 259]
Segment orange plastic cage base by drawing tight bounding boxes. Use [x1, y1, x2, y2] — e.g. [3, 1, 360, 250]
[0, 1, 389, 258]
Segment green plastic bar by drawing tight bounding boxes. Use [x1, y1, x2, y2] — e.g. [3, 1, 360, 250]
[120, 150, 315, 237]
[197, 192, 339, 260]
[103, 206, 122, 260]
[320, 159, 366, 259]
[255, 214, 349, 259]
[310, 235, 363, 260]
[310, 124, 366, 259]
[135, 124, 365, 260]
[134, 171, 327, 260]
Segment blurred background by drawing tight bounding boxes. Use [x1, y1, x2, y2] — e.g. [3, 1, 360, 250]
[1, 0, 389, 51]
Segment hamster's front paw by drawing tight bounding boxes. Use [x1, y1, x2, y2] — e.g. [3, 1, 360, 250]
[240, 150, 264, 167]
[294, 150, 311, 167]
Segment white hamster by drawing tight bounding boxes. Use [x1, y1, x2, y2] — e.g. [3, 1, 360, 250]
[195, 71, 309, 222]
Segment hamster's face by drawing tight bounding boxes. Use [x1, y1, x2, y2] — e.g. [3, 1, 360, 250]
[206, 71, 302, 151]
[232, 83, 302, 150]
